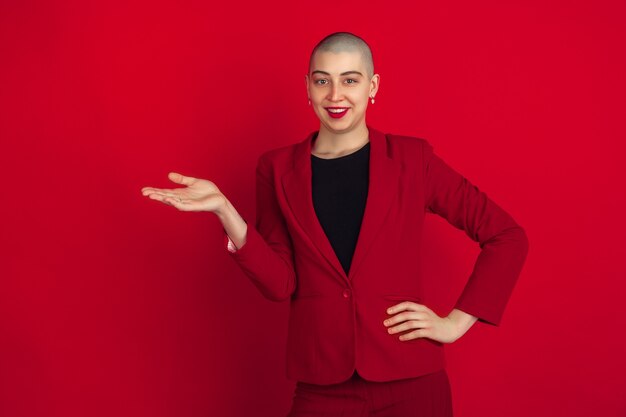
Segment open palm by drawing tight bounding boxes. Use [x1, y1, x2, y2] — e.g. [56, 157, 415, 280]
[141, 172, 225, 212]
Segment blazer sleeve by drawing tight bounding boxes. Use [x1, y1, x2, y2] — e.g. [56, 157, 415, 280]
[423, 140, 529, 326]
[222, 152, 297, 302]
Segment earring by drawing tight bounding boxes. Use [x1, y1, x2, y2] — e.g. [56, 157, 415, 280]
[308, 98, 311, 106]
[370, 96, 375, 104]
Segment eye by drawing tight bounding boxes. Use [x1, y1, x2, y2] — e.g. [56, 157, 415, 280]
[346, 79, 358, 84]
[314, 79, 327, 85]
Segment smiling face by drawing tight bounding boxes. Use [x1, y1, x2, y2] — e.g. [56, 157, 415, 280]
[305, 50, 379, 135]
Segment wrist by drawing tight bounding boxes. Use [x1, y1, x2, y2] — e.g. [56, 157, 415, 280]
[214, 196, 233, 219]
[447, 308, 478, 333]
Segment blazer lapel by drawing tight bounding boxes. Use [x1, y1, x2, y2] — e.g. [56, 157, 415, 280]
[281, 125, 401, 285]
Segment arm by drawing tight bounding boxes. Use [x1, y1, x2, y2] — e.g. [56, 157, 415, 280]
[140, 167, 295, 302]
[216, 198, 248, 251]
[423, 141, 529, 327]
[219, 153, 297, 302]
[447, 308, 479, 334]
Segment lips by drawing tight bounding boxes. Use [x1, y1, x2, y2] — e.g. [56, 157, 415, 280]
[325, 107, 349, 119]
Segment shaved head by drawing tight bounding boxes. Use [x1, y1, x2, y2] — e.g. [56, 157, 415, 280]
[309, 32, 374, 79]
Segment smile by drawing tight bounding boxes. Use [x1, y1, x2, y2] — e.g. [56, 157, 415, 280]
[325, 107, 349, 119]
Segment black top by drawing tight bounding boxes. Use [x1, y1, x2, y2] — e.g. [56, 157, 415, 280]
[311, 140, 370, 275]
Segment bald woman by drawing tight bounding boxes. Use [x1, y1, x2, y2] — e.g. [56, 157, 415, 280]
[141, 32, 529, 417]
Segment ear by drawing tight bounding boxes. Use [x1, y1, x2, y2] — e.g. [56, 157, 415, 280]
[370, 73, 380, 97]
[304, 74, 310, 97]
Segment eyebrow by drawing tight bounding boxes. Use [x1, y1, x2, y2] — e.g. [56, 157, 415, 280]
[311, 70, 363, 77]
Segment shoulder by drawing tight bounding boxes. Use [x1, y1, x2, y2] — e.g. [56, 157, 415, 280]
[386, 132, 430, 147]
[259, 141, 297, 161]
[384, 131, 434, 160]
[255, 140, 300, 175]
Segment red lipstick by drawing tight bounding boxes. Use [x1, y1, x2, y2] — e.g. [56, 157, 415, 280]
[325, 107, 349, 119]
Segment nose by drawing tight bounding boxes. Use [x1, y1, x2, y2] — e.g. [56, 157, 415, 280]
[328, 83, 343, 102]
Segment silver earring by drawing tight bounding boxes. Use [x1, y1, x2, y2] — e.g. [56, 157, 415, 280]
[370, 96, 375, 104]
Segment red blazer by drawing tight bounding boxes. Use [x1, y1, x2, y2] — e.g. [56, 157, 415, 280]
[224, 125, 529, 384]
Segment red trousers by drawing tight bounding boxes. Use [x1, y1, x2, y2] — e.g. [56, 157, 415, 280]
[286, 369, 454, 417]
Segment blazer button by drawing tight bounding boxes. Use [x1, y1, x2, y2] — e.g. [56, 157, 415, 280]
[343, 289, 351, 298]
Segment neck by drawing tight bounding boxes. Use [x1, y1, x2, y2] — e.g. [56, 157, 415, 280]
[312, 122, 370, 158]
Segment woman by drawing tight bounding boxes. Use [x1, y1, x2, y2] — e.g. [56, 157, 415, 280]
[141, 32, 529, 417]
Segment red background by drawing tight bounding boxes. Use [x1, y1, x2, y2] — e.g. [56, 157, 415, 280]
[1, 1, 625, 416]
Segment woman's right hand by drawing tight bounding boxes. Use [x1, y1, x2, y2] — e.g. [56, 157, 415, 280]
[141, 172, 227, 213]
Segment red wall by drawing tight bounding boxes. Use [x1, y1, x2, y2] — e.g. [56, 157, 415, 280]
[1, 1, 625, 416]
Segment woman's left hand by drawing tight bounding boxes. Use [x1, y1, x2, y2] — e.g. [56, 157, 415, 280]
[383, 302, 477, 344]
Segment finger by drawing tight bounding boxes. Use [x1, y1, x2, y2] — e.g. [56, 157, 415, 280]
[387, 319, 428, 334]
[161, 195, 191, 211]
[168, 172, 196, 186]
[142, 187, 181, 196]
[142, 187, 160, 196]
[386, 301, 422, 314]
[147, 193, 169, 204]
[384, 311, 427, 327]
[148, 193, 183, 206]
[145, 190, 184, 201]
[164, 196, 185, 208]
[399, 328, 429, 341]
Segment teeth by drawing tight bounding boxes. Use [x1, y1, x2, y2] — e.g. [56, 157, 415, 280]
[328, 108, 347, 113]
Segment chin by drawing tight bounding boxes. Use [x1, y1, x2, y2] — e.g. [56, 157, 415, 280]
[325, 123, 355, 134]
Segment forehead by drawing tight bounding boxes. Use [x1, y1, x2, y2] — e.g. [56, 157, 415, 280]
[310, 50, 366, 75]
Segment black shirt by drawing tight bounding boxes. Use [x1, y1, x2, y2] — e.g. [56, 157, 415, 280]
[311, 141, 370, 275]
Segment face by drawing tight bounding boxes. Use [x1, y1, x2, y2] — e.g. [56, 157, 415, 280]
[305, 50, 379, 135]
